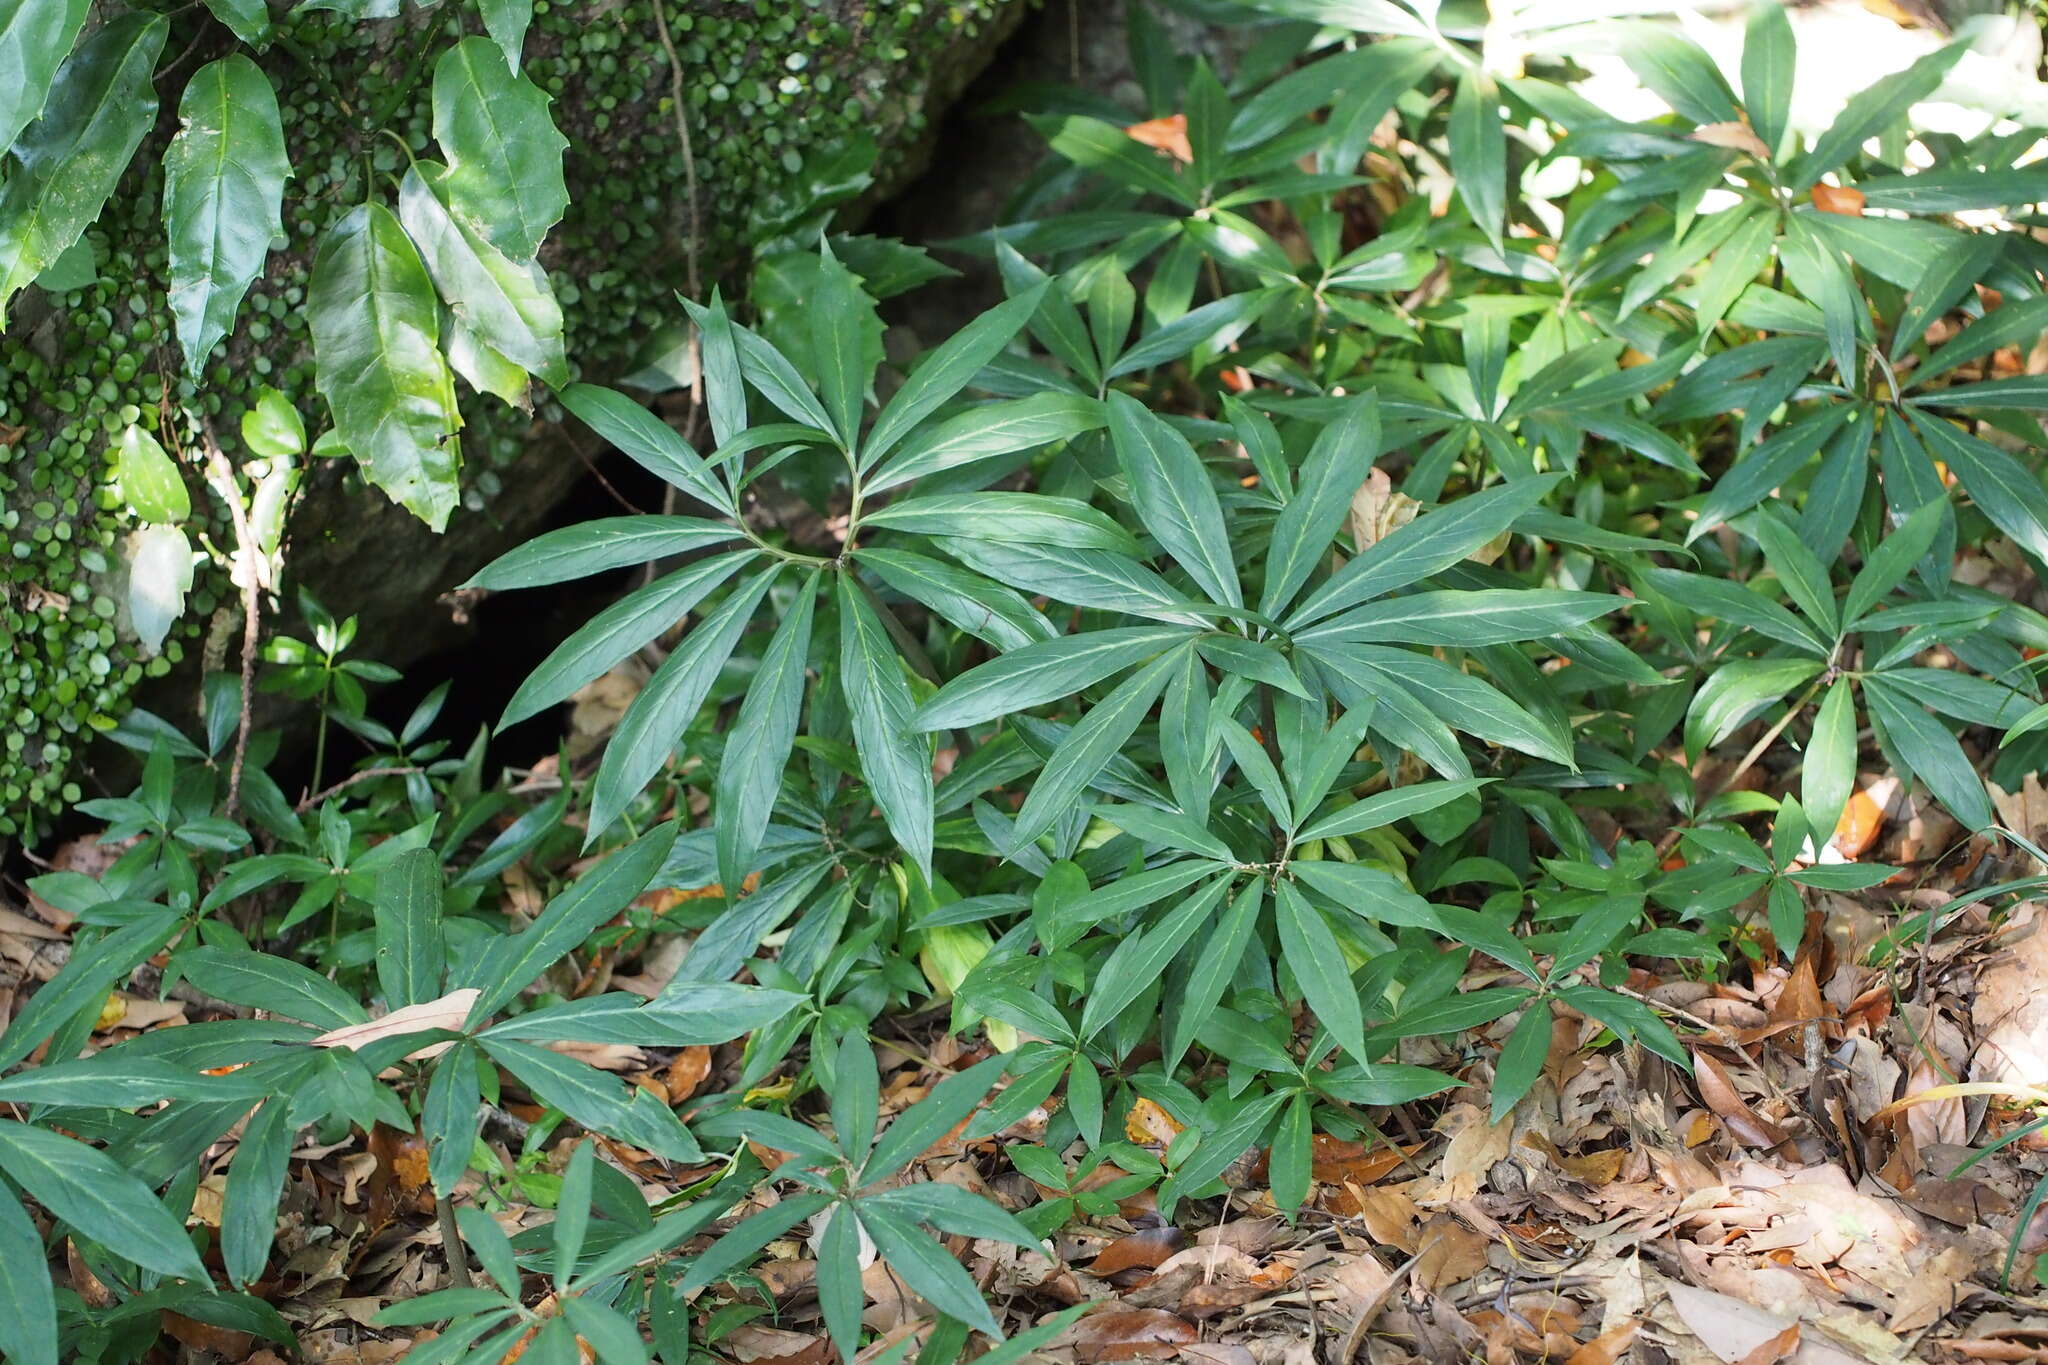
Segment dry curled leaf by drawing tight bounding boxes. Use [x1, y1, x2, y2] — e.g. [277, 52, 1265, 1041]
[1125, 114, 1192, 164]
[1692, 121, 1772, 159]
[1811, 183, 1866, 217]
[312, 988, 480, 1059]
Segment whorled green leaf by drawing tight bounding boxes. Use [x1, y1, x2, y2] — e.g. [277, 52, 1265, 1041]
[715, 573, 818, 890]
[431, 35, 569, 259]
[0, 1178, 57, 1365]
[163, 54, 290, 381]
[837, 576, 935, 878]
[0, 12, 166, 324]
[308, 203, 463, 530]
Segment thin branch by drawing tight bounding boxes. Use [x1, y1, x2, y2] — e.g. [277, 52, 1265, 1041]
[198, 420, 263, 817]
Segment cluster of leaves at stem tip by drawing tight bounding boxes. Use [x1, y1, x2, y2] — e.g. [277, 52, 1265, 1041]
[9, 0, 2048, 1358]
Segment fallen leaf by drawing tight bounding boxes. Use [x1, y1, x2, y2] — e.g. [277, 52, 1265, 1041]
[1811, 184, 1866, 217]
[313, 989, 480, 1059]
[1693, 1051, 1788, 1147]
[1068, 1308, 1199, 1362]
[1125, 1096, 1185, 1147]
[1664, 1283, 1867, 1365]
[666, 1045, 712, 1104]
[1693, 121, 1772, 158]
[1091, 1226, 1186, 1277]
[1567, 1321, 1639, 1365]
[1125, 114, 1192, 165]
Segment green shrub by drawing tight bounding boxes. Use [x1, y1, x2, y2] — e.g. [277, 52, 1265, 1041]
[6, 0, 2048, 1357]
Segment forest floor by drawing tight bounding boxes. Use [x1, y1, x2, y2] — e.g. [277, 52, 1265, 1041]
[8, 753, 2047, 1365]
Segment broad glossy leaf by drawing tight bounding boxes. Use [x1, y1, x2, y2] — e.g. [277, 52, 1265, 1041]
[1490, 1004, 1551, 1122]
[0, 13, 166, 324]
[855, 547, 1055, 651]
[584, 568, 775, 838]
[1803, 679, 1856, 843]
[398, 164, 566, 389]
[309, 203, 462, 529]
[941, 538, 1206, 625]
[466, 515, 741, 591]
[114, 423, 188, 523]
[163, 55, 289, 380]
[1300, 778, 1492, 843]
[1689, 407, 1854, 541]
[0, 1123, 208, 1280]
[858, 1207, 1000, 1334]
[1620, 23, 1739, 125]
[1298, 589, 1627, 647]
[200, 0, 270, 45]
[1685, 657, 1822, 758]
[0, 913, 182, 1070]
[1032, 113, 1196, 207]
[1276, 880, 1366, 1061]
[178, 944, 369, 1031]
[866, 392, 1104, 493]
[482, 1038, 701, 1161]
[915, 625, 1193, 731]
[838, 576, 935, 878]
[501, 548, 755, 727]
[0, 0, 90, 154]
[862, 283, 1047, 466]
[800, 246, 882, 448]
[1753, 511, 1836, 637]
[1163, 878, 1261, 1072]
[431, 36, 568, 259]
[716, 574, 818, 891]
[1643, 567, 1828, 655]
[1844, 499, 1945, 625]
[1912, 414, 2048, 565]
[1106, 289, 1273, 378]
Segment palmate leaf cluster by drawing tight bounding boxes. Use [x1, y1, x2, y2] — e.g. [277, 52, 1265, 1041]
[8, 0, 2048, 1358]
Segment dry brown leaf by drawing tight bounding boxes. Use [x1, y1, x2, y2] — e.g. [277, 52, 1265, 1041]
[1125, 1096, 1185, 1147]
[666, 1045, 712, 1104]
[1693, 1051, 1788, 1147]
[312, 989, 479, 1059]
[1068, 1308, 1199, 1362]
[1811, 184, 1867, 217]
[1091, 1226, 1186, 1277]
[1971, 906, 2048, 1087]
[1692, 121, 1772, 158]
[1125, 115, 1192, 165]
[1348, 468, 1420, 553]
[725, 1325, 832, 1365]
[1735, 1323, 1802, 1365]
[1664, 1283, 1867, 1365]
[1422, 1104, 1513, 1202]
[1413, 1215, 1489, 1290]
[1566, 1321, 1639, 1365]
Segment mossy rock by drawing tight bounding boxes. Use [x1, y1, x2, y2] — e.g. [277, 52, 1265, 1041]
[0, 0, 1024, 838]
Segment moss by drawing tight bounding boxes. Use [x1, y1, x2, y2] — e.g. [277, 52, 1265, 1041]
[0, 0, 1013, 838]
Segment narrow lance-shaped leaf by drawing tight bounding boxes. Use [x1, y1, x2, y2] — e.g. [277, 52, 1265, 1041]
[1106, 392, 1241, 608]
[0, 0, 91, 154]
[1010, 645, 1186, 849]
[1449, 70, 1506, 251]
[0, 1123, 209, 1281]
[163, 55, 290, 381]
[838, 576, 934, 879]
[1741, 0, 1795, 155]
[0, 13, 166, 324]
[431, 35, 569, 259]
[309, 203, 463, 530]
[0, 1176, 57, 1365]
[373, 846, 445, 1009]
[584, 572, 779, 842]
[1261, 395, 1380, 618]
[861, 282, 1049, 468]
[716, 573, 819, 892]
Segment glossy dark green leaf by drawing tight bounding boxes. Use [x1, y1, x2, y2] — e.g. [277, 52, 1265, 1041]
[817, 1204, 864, 1365]
[222, 1096, 293, 1287]
[1802, 679, 1856, 844]
[915, 626, 1192, 732]
[863, 282, 1046, 466]
[397, 164, 566, 390]
[431, 36, 568, 259]
[480, 0, 532, 70]
[1642, 567, 1828, 655]
[1753, 511, 1837, 637]
[0, 913, 178, 1071]
[552, 1140, 593, 1289]
[716, 573, 818, 891]
[1287, 475, 1559, 628]
[501, 549, 755, 727]
[1032, 113, 1196, 208]
[1843, 499, 1945, 625]
[0, 13, 166, 323]
[838, 575, 934, 878]
[1299, 778, 1491, 843]
[856, 547, 1055, 651]
[1621, 24, 1740, 126]
[482, 1038, 702, 1162]
[373, 846, 444, 1009]
[859, 1206, 999, 1334]
[0, 1123, 208, 1280]
[1010, 645, 1187, 848]
[1449, 71, 1506, 249]
[1107, 289, 1273, 379]
[1912, 413, 2048, 565]
[422, 1041, 480, 1195]
[0, 0, 90, 153]
[454, 821, 678, 1019]
[1740, 0, 1794, 154]
[558, 383, 730, 512]
[1490, 1003, 1551, 1123]
[1260, 395, 1379, 618]
[162, 55, 289, 380]
[1864, 675, 1993, 831]
[1162, 877, 1260, 1073]
[0, 1177, 56, 1365]
[1276, 880, 1366, 1062]
[863, 1052, 1008, 1179]
[1107, 392, 1240, 607]
[1684, 657, 1822, 759]
[867, 392, 1103, 494]
[465, 516, 741, 591]
[176, 945, 368, 1031]
[309, 203, 463, 530]
[860, 493, 1138, 554]
[1299, 588, 1626, 647]
[941, 539, 1205, 625]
